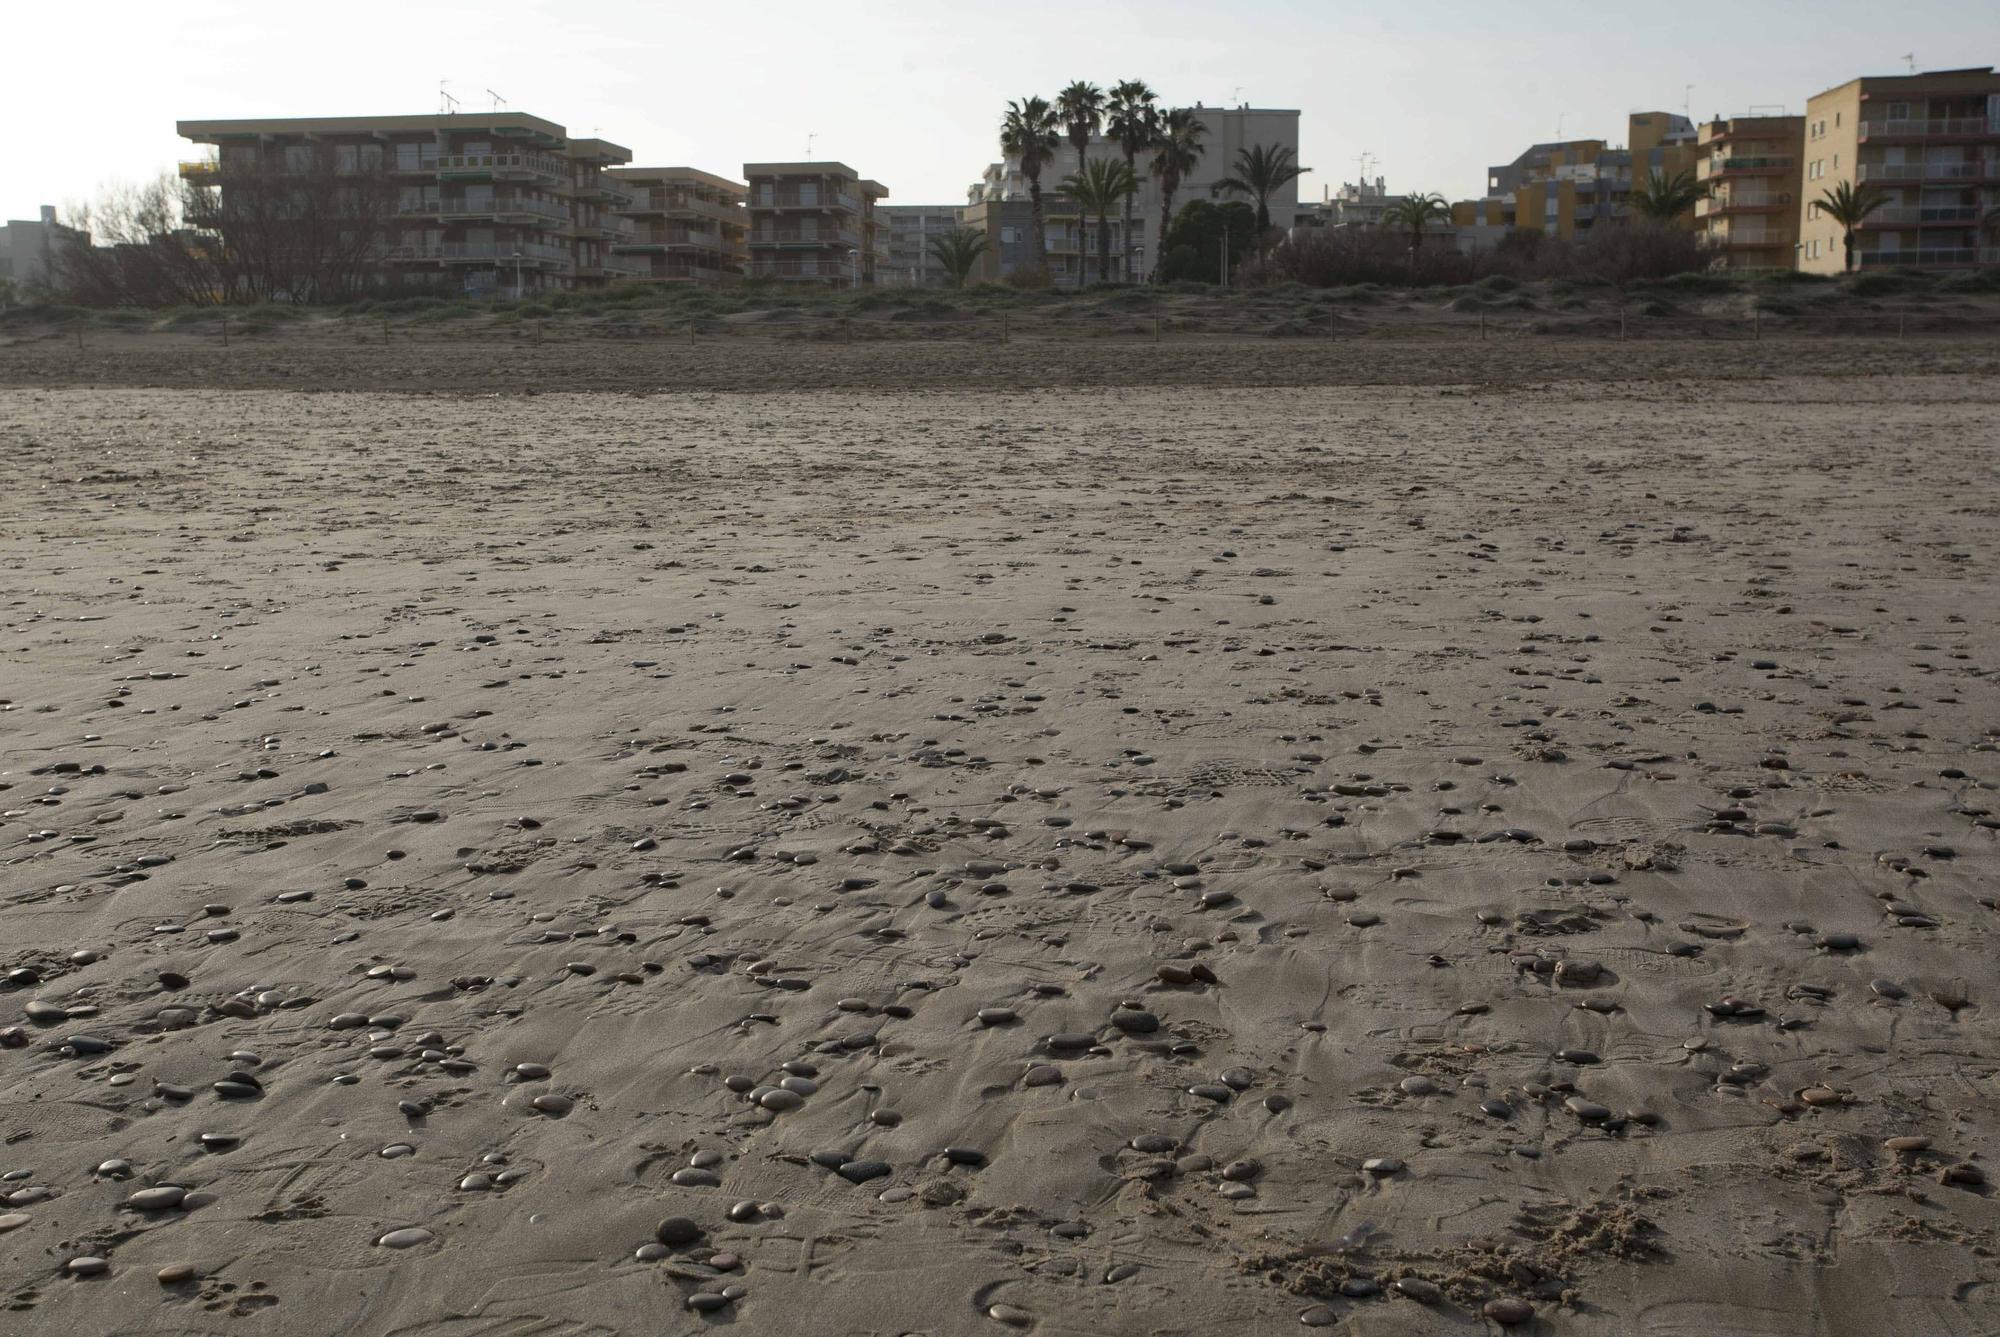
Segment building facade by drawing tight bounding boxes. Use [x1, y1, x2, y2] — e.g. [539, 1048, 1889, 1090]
[967, 104, 1302, 284]
[0, 206, 87, 291]
[1694, 116, 1805, 273]
[743, 162, 888, 284]
[877, 204, 964, 286]
[177, 112, 642, 294]
[1797, 67, 2000, 273]
[609, 167, 747, 284]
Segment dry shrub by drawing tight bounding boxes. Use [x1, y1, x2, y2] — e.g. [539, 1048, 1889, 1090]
[1246, 218, 1713, 290]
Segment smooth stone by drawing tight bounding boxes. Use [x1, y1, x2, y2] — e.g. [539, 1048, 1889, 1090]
[157, 1263, 197, 1284]
[66, 1256, 109, 1276]
[126, 1186, 187, 1211]
[656, 1216, 703, 1246]
[988, 1304, 1034, 1327]
[376, 1228, 434, 1248]
[530, 1093, 574, 1116]
[1394, 1276, 1442, 1303]
[1485, 1297, 1534, 1324]
[0, 1212, 29, 1232]
[1299, 1305, 1338, 1326]
[835, 1160, 891, 1184]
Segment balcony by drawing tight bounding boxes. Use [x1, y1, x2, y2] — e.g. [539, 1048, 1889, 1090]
[595, 216, 636, 239]
[1860, 205, 1983, 227]
[1702, 196, 1791, 215]
[649, 195, 744, 226]
[1859, 117, 1990, 142]
[1858, 161, 1998, 183]
[384, 243, 444, 263]
[578, 179, 637, 208]
[178, 158, 220, 181]
[601, 256, 649, 277]
[424, 197, 571, 223]
[1710, 156, 1795, 177]
[440, 241, 572, 266]
[749, 226, 861, 250]
[435, 151, 570, 185]
[630, 259, 742, 283]
[619, 227, 726, 251]
[1855, 246, 1999, 269]
[752, 190, 862, 212]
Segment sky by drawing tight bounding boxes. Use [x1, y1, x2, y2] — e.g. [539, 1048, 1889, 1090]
[6, 0, 1995, 224]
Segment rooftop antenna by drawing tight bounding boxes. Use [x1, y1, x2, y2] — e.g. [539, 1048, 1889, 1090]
[1684, 84, 1695, 117]
[806, 132, 816, 159]
[1232, 85, 1244, 106]
[1555, 112, 1566, 140]
[439, 80, 459, 115]
[487, 89, 508, 113]
[1901, 52, 1915, 74]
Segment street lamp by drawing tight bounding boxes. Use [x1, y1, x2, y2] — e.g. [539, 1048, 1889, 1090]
[511, 250, 523, 300]
[847, 247, 861, 290]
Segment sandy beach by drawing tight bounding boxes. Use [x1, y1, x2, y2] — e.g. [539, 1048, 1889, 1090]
[2, 337, 1997, 1335]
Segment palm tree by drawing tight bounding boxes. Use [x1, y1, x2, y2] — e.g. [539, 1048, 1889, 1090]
[1001, 96, 1062, 278]
[1054, 82, 1106, 290]
[1384, 192, 1451, 263]
[1815, 180, 1888, 272]
[1105, 80, 1158, 283]
[1210, 144, 1308, 236]
[1148, 107, 1208, 283]
[927, 227, 991, 289]
[1061, 158, 1137, 286]
[1629, 169, 1706, 221]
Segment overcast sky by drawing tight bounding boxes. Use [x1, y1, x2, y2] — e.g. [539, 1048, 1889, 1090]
[7, 0, 1993, 224]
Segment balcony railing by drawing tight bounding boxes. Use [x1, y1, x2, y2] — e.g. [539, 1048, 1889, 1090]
[1861, 205, 1983, 226]
[1711, 156, 1795, 174]
[435, 151, 570, 183]
[751, 190, 862, 212]
[1855, 246, 1998, 268]
[647, 195, 744, 225]
[178, 159, 220, 180]
[418, 197, 570, 222]
[1858, 161, 1996, 182]
[749, 226, 861, 249]
[440, 241, 572, 265]
[601, 256, 649, 277]
[620, 227, 726, 250]
[1859, 117, 1989, 140]
[631, 260, 742, 283]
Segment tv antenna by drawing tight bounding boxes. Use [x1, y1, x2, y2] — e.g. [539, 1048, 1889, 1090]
[1901, 52, 1915, 73]
[487, 89, 508, 112]
[1232, 85, 1244, 106]
[806, 131, 816, 159]
[1555, 112, 1566, 140]
[1683, 84, 1695, 117]
[439, 80, 459, 115]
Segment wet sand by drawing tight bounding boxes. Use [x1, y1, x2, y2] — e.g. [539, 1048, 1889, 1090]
[1, 349, 1997, 1335]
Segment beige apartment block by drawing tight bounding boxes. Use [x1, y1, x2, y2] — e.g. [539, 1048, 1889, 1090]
[608, 167, 748, 284]
[1797, 67, 2000, 273]
[1694, 116, 1805, 273]
[177, 111, 641, 295]
[743, 163, 888, 284]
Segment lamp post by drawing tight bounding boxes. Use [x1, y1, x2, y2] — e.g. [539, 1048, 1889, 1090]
[847, 247, 861, 289]
[511, 250, 523, 300]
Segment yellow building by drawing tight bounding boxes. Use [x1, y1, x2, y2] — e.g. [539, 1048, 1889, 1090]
[1797, 66, 2000, 273]
[1453, 112, 1702, 242]
[1694, 116, 1805, 273]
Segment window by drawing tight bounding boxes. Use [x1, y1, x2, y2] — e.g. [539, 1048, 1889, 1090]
[1000, 226, 1018, 243]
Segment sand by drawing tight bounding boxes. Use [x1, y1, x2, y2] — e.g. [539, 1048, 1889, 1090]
[1, 338, 1997, 1335]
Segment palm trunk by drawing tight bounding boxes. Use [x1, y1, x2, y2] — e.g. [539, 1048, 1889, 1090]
[1097, 211, 1111, 286]
[1027, 174, 1046, 279]
[1121, 150, 1137, 284]
[1843, 229, 1854, 273]
[1156, 181, 1175, 284]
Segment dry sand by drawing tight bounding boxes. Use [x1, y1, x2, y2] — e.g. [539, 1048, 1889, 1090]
[1, 340, 1998, 1335]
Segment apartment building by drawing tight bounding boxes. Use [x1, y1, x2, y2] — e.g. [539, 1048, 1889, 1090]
[1797, 67, 2000, 273]
[1458, 112, 1702, 240]
[609, 167, 747, 284]
[1694, 116, 1805, 273]
[176, 111, 642, 295]
[0, 206, 88, 291]
[967, 104, 1302, 284]
[878, 204, 964, 286]
[743, 162, 888, 284]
